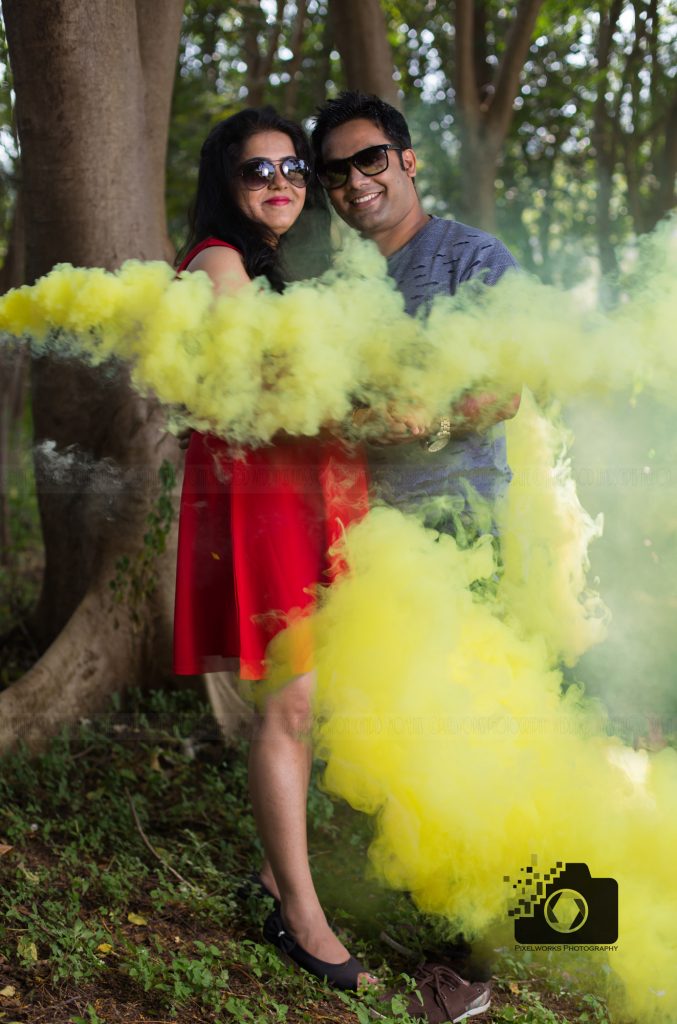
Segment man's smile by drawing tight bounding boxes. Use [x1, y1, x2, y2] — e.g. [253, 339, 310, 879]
[350, 190, 383, 207]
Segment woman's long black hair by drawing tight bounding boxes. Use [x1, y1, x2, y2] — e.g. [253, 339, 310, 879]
[178, 107, 331, 291]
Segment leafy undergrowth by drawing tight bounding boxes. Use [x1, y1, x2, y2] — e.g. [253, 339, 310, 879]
[0, 688, 615, 1024]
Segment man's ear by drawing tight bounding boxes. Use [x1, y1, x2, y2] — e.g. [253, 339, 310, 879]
[402, 148, 417, 179]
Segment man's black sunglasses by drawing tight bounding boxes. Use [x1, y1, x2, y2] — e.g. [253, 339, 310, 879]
[236, 156, 310, 190]
[317, 144, 403, 190]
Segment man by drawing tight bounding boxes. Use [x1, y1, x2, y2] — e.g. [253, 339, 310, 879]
[311, 92, 520, 1019]
[311, 91, 520, 540]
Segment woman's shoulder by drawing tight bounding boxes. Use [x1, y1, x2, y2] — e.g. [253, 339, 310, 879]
[180, 238, 251, 293]
[177, 237, 243, 272]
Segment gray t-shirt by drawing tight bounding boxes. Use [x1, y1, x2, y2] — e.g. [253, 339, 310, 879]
[367, 216, 518, 531]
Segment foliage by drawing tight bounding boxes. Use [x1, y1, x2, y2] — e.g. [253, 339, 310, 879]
[1, 3, 675, 271]
[0, 687, 612, 1022]
[379, 2, 675, 276]
[0, 16, 18, 261]
[166, 1, 676, 278]
[168, 0, 340, 248]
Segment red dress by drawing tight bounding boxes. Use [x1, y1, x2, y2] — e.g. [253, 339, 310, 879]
[173, 238, 369, 680]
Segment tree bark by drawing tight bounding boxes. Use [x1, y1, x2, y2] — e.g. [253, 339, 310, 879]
[328, 0, 400, 108]
[592, 0, 623, 282]
[282, 0, 309, 117]
[652, 94, 677, 230]
[0, 0, 184, 753]
[0, 194, 26, 566]
[454, 0, 544, 232]
[243, 0, 285, 107]
[642, 2, 676, 231]
[598, 1, 675, 242]
[137, 0, 185, 263]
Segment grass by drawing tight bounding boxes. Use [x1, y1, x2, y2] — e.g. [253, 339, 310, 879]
[0, 687, 616, 1024]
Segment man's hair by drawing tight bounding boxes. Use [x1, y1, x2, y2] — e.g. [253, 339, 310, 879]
[311, 91, 412, 158]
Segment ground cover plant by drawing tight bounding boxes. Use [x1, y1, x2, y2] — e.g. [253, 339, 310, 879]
[0, 688, 613, 1023]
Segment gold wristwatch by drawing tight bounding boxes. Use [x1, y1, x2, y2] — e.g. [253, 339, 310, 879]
[425, 416, 452, 452]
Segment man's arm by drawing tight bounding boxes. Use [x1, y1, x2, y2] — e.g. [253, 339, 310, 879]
[345, 391, 519, 445]
[449, 234, 520, 431]
[329, 233, 521, 445]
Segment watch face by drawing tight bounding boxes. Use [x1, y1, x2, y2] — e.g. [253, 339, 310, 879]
[425, 434, 451, 453]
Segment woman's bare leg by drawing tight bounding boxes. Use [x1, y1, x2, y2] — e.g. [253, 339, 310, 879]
[258, 740, 311, 901]
[248, 671, 377, 984]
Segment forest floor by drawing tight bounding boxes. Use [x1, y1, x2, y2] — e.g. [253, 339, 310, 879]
[0, 688, 618, 1024]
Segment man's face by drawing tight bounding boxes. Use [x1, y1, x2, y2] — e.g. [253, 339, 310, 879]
[320, 118, 417, 239]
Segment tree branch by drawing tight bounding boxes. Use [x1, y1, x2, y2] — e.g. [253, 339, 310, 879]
[243, 0, 284, 106]
[283, 0, 309, 115]
[593, 0, 623, 154]
[593, 0, 624, 277]
[258, 0, 285, 92]
[454, 0, 480, 124]
[486, 0, 544, 143]
[126, 788, 195, 889]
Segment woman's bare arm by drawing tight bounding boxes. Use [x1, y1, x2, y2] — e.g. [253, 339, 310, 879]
[186, 246, 252, 295]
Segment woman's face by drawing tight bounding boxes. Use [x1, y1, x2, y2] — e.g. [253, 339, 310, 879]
[233, 130, 307, 238]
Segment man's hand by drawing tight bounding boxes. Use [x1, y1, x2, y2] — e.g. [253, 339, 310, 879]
[352, 402, 431, 445]
[452, 391, 521, 432]
[337, 391, 521, 447]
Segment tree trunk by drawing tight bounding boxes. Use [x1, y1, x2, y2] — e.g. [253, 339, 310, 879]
[454, 0, 544, 231]
[458, 139, 501, 233]
[0, 0, 184, 753]
[601, 0, 676, 241]
[328, 0, 400, 108]
[243, 0, 284, 107]
[0, 194, 26, 566]
[651, 94, 677, 230]
[644, 3, 676, 232]
[282, 0, 309, 117]
[592, 0, 623, 282]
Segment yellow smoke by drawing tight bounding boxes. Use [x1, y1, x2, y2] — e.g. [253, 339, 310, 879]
[260, 390, 675, 1022]
[499, 394, 609, 666]
[2, 218, 677, 1020]
[0, 220, 674, 443]
[266, 460, 676, 1022]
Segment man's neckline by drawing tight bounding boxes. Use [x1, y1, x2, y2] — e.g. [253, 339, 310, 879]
[386, 214, 436, 259]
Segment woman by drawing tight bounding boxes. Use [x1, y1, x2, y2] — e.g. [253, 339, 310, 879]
[173, 108, 377, 990]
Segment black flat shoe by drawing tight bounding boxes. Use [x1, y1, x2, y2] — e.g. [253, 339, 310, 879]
[236, 871, 281, 909]
[263, 908, 375, 991]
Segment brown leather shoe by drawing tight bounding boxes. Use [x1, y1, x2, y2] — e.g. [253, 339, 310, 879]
[377, 962, 491, 1023]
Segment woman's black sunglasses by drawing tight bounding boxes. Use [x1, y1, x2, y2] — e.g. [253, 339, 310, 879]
[236, 156, 310, 190]
[317, 144, 403, 190]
